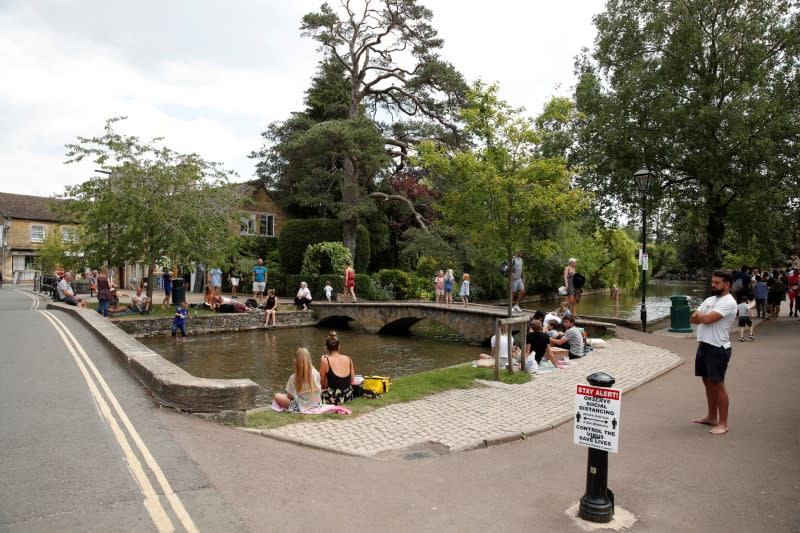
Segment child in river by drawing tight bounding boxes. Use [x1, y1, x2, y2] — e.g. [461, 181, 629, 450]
[172, 301, 190, 339]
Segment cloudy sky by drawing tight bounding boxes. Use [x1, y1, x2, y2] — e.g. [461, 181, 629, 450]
[0, 0, 602, 198]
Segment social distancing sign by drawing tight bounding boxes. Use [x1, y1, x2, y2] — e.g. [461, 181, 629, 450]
[574, 384, 622, 453]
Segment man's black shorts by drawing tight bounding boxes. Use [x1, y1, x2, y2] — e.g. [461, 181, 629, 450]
[738, 317, 752, 327]
[695, 342, 732, 383]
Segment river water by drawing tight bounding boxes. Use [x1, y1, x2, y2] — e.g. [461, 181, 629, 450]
[141, 322, 477, 406]
[141, 280, 705, 405]
[528, 280, 707, 321]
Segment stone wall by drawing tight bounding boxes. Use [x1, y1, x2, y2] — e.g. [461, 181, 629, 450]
[114, 309, 316, 337]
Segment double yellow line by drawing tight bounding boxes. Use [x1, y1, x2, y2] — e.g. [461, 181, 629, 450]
[40, 310, 199, 533]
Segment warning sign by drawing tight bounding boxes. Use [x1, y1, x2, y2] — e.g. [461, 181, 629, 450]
[574, 384, 622, 453]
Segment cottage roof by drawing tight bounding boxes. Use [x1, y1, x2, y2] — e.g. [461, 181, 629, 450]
[0, 192, 65, 222]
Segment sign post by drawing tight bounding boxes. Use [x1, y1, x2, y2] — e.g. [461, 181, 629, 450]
[575, 372, 621, 523]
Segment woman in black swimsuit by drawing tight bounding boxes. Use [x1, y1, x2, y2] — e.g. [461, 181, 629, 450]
[319, 333, 355, 405]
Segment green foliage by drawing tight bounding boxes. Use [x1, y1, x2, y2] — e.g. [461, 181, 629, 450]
[415, 255, 438, 281]
[573, 0, 800, 270]
[417, 82, 587, 304]
[37, 228, 84, 274]
[373, 269, 414, 300]
[61, 117, 240, 296]
[301, 241, 353, 277]
[278, 219, 370, 274]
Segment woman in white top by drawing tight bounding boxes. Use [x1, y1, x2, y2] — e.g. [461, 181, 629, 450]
[274, 348, 321, 412]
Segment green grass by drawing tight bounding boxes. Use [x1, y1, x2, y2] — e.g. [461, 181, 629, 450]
[246, 364, 530, 429]
[86, 302, 219, 319]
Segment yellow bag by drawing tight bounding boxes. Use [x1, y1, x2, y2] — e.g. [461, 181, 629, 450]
[362, 376, 392, 395]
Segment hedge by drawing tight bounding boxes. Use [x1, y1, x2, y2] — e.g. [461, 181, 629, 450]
[278, 219, 370, 274]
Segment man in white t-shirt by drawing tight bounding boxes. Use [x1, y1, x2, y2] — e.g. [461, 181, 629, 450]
[478, 327, 520, 369]
[690, 269, 737, 435]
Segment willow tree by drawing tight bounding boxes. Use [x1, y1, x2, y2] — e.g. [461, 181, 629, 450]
[62, 117, 241, 299]
[418, 82, 587, 315]
[300, 0, 466, 260]
[573, 0, 800, 272]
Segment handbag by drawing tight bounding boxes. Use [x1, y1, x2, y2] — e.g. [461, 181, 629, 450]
[558, 285, 568, 296]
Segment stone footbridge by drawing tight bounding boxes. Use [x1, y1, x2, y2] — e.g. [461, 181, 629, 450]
[313, 302, 614, 344]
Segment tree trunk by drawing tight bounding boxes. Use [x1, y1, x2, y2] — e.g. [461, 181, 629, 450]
[704, 192, 727, 276]
[341, 156, 359, 261]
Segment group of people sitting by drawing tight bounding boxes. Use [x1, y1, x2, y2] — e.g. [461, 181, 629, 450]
[201, 286, 257, 314]
[273, 332, 356, 412]
[477, 303, 590, 371]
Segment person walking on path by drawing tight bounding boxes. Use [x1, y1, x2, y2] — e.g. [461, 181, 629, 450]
[511, 251, 525, 312]
[564, 258, 579, 317]
[252, 258, 268, 305]
[753, 275, 768, 318]
[737, 295, 755, 342]
[161, 268, 172, 306]
[690, 269, 737, 435]
[343, 262, 357, 303]
[787, 269, 799, 317]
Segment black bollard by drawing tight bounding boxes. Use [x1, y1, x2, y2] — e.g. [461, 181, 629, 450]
[579, 372, 616, 523]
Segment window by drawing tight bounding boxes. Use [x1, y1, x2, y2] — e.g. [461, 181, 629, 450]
[240, 214, 256, 236]
[61, 226, 78, 243]
[259, 214, 275, 237]
[31, 225, 45, 243]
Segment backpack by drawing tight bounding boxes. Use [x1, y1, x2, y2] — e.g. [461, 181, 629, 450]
[499, 261, 509, 277]
[573, 272, 586, 289]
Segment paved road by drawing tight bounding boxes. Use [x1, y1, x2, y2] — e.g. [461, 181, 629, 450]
[2, 286, 798, 532]
[0, 288, 246, 532]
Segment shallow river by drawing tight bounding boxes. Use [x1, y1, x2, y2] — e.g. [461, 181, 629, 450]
[141, 322, 478, 406]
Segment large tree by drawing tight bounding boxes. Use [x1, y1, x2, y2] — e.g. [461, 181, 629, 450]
[62, 117, 241, 299]
[298, 0, 466, 259]
[573, 0, 800, 271]
[417, 82, 585, 313]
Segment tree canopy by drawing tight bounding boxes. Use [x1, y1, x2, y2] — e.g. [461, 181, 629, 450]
[573, 0, 800, 271]
[62, 117, 241, 296]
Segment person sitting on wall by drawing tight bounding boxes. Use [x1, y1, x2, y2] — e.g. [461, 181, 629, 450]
[57, 272, 87, 307]
[294, 281, 313, 310]
[202, 286, 217, 310]
[130, 287, 151, 313]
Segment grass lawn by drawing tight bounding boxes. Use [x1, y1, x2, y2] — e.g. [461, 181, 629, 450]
[246, 364, 530, 429]
[86, 302, 220, 319]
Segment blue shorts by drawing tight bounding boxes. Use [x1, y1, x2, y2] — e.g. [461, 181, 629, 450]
[695, 342, 731, 383]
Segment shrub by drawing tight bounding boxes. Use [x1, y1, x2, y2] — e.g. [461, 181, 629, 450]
[278, 219, 370, 274]
[301, 241, 353, 277]
[373, 269, 413, 299]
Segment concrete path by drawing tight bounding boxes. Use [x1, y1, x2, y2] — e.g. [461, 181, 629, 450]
[253, 340, 681, 456]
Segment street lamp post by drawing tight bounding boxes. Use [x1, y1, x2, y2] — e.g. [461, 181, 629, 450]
[634, 164, 652, 333]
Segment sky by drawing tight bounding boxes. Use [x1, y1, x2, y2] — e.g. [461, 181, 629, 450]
[0, 0, 602, 198]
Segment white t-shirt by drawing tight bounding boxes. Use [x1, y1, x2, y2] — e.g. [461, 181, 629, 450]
[544, 313, 562, 327]
[324, 285, 333, 298]
[696, 294, 737, 348]
[491, 334, 510, 364]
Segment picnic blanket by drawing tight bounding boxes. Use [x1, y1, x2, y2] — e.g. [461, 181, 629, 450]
[271, 400, 352, 415]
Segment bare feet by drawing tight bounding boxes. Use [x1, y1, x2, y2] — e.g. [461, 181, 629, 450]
[692, 417, 717, 426]
[709, 425, 728, 435]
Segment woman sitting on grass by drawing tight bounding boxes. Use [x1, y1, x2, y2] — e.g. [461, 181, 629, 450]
[274, 348, 322, 413]
[319, 333, 355, 405]
[203, 286, 217, 310]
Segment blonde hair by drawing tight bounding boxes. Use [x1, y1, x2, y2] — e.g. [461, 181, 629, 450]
[293, 347, 319, 393]
[462, 273, 470, 281]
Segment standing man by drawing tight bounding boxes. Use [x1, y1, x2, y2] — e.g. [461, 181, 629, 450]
[691, 269, 737, 435]
[209, 266, 223, 295]
[511, 250, 525, 313]
[252, 258, 268, 305]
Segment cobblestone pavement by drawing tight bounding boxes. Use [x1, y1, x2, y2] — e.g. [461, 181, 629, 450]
[252, 339, 682, 457]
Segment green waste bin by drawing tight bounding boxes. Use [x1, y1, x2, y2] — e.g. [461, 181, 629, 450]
[669, 295, 693, 333]
[171, 278, 185, 305]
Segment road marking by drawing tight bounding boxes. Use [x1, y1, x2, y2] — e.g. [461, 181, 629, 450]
[41, 310, 200, 533]
[15, 289, 41, 310]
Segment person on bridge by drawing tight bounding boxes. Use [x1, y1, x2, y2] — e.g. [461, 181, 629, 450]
[57, 272, 87, 308]
[443, 269, 455, 306]
[460, 273, 470, 307]
[274, 348, 322, 412]
[690, 269, 737, 435]
[319, 334, 355, 405]
[294, 282, 312, 311]
[343, 262, 357, 303]
[434, 270, 445, 304]
[511, 251, 525, 312]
